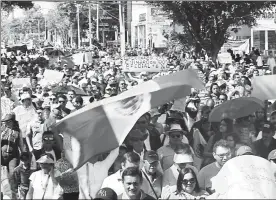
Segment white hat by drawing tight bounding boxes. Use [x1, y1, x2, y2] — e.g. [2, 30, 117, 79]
[37, 154, 54, 164]
[20, 93, 31, 101]
[173, 153, 193, 164]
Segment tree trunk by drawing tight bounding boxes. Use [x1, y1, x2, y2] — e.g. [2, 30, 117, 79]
[195, 42, 202, 57]
[211, 47, 220, 67]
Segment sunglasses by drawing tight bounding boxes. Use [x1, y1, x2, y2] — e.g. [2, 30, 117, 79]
[36, 87, 42, 89]
[50, 98, 56, 100]
[59, 101, 65, 103]
[170, 134, 182, 139]
[43, 137, 54, 141]
[182, 178, 196, 185]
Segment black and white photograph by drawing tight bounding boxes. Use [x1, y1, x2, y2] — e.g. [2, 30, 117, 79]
[1, 0, 276, 199]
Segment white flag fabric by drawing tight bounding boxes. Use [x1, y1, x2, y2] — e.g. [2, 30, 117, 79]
[210, 155, 276, 199]
[53, 70, 204, 169]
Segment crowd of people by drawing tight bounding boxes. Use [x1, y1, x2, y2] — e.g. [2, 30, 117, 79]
[1, 45, 276, 200]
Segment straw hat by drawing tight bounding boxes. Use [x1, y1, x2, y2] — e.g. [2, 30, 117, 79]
[36, 154, 54, 164]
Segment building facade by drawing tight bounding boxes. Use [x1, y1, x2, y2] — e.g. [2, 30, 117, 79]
[130, 1, 173, 49]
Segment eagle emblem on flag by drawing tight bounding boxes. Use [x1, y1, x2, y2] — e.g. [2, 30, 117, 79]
[114, 95, 144, 116]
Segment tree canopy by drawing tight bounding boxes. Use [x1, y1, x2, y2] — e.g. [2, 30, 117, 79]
[148, 1, 276, 61]
[1, 1, 33, 12]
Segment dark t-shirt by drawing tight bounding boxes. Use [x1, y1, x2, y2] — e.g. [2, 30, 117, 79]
[253, 138, 276, 159]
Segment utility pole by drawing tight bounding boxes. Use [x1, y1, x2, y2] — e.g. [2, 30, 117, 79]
[76, 4, 81, 49]
[88, 4, 92, 48]
[44, 17, 47, 41]
[96, 3, 99, 41]
[119, 1, 125, 57]
[38, 19, 40, 41]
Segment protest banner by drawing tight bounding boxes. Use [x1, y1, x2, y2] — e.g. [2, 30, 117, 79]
[122, 56, 169, 72]
[84, 52, 93, 63]
[251, 74, 276, 100]
[211, 155, 276, 199]
[12, 78, 31, 90]
[1, 65, 7, 75]
[72, 53, 85, 65]
[217, 53, 232, 64]
[43, 69, 64, 85]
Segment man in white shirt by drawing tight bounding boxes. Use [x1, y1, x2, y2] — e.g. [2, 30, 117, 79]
[101, 152, 140, 195]
[26, 107, 45, 160]
[13, 93, 37, 150]
[198, 139, 231, 193]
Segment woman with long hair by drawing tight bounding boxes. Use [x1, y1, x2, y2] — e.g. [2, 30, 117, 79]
[1, 113, 24, 175]
[166, 167, 208, 199]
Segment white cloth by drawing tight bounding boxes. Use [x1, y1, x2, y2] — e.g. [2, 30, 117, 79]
[13, 105, 37, 138]
[101, 170, 124, 196]
[29, 170, 63, 199]
[1, 97, 15, 120]
[78, 148, 119, 199]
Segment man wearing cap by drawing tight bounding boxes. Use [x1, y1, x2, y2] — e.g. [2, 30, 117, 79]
[157, 123, 191, 171]
[141, 151, 163, 199]
[236, 145, 254, 156]
[161, 143, 196, 199]
[253, 122, 276, 159]
[13, 93, 37, 148]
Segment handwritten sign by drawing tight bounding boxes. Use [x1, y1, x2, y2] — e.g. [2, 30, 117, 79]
[43, 69, 64, 85]
[122, 56, 169, 72]
[218, 53, 232, 64]
[12, 78, 31, 90]
[72, 53, 85, 65]
[1, 65, 7, 74]
[84, 52, 93, 64]
[211, 155, 276, 199]
[251, 74, 276, 100]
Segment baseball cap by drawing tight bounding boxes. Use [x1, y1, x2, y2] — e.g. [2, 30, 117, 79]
[268, 149, 276, 160]
[262, 122, 273, 133]
[95, 188, 117, 200]
[173, 153, 193, 164]
[20, 93, 32, 101]
[236, 145, 253, 156]
[144, 150, 159, 163]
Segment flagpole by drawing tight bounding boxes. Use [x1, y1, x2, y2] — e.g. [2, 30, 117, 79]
[119, 1, 125, 57]
[96, 3, 99, 41]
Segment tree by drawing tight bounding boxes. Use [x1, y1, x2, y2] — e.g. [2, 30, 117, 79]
[1, 1, 33, 12]
[148, 1, 276, 62]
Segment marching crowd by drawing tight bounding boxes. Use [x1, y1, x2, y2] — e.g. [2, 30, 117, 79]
[1, 46, 276, 200]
